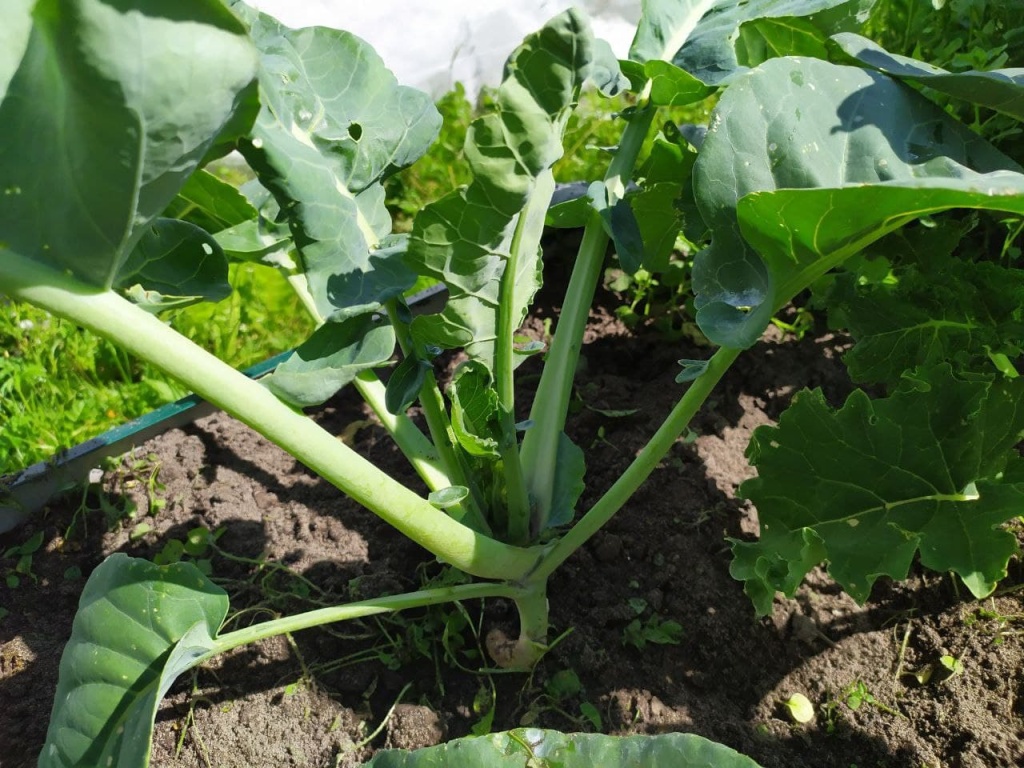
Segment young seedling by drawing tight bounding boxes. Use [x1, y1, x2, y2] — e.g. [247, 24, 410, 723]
[782, 693, 815, 725]
[2, 529, 43, 588]
[5, 1, 1024, 766]
[622, 598, 683, 650]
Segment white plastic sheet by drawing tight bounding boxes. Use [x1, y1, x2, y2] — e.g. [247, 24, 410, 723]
[249, 0, 641, 96]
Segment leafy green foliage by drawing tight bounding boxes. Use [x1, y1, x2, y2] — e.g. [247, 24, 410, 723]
[365, 729, 764, 767]
[2, 528, 43, 588]
[623, 614, 684, 650]
[264, 315, 396, 408]
[862, 0, 1024, 153]
[825, 255, 1024, 386]
[732, 365, 1024, 614]
[831, 32, 1024, 121]
[8, 1, 1024, 764]
[386, 85, 476, 227]
[117, 220, 231, 312]
[39, 555, 227, 768]
[865, 0, 1024, 76]
[693, 54, 1020, 348]
[406, 9, 614, 368]
[646, 0, 873, 84]
[234, 6, 439, 326]
[0, 0, 257, 291]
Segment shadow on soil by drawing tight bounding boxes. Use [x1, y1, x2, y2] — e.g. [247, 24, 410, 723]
[2, 291, 1022, 768]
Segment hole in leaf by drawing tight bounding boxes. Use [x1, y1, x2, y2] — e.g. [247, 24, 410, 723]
[348, 122, 363, 141]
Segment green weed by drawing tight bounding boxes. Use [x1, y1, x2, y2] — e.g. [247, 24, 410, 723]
[2, 528, 43, 588]
[622, 597, 682, 650]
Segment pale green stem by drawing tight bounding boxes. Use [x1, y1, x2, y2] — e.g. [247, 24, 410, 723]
[520, 106, 656, 532]
[283, 267, 451, 485]
[492, 579, 550, 669]
[285, 271, 324, 325]
[531, 345, 742, 581]
[351, 370, 450, 490]
[205, 581, 526, 661]
[284, 263, 452, 494]
[499, 436, 531, 545]
[0, 249, 537, 580]
[385, 300, 491, 531]
[285, 266, 485, 530]
[499, 171, 557, 544]
[518, 212, 607, 532]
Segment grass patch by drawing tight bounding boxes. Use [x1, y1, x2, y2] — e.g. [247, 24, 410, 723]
[1, 264, 311, 475]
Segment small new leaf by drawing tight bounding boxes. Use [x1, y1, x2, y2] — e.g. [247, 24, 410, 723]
[449, 362, 503, 459]
[117, 219, 231, 312]
[429, 487, 470, 510]
[264, 316, 396, 408]
[783, 693, 815, 724]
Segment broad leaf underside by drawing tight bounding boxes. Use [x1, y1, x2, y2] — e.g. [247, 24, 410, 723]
[41, 555, 227, 768]
[366, 728, 765, 767]
[0, 0, 257, 294]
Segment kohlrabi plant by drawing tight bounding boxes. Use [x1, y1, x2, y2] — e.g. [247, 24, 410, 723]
[4, 1, 1024, 766]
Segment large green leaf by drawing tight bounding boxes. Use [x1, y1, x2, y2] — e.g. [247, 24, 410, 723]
[0, 0, 258, 289]
[736, 15, 830, 66]
[649, 0, 872, 84]
[623, 1, 716, 107]
[735, 173, 1024, 332]
[116, 218, 231, 312]
[830, 33, 1024, 120]
[630, 128, 698, 272]
[407, 9, 609, 370]
[163, 169, 259, 235]
[263, 314, 397, 408]
[692, 56, 1020, 348]
[40, 554, 228, 768]
[824, 257, 1024, 387]
[630, 0, 720, 64]
[366, 729, 763, 767]
[234, 6, 439, 323]
[213, 179, 294, 266]
[732, 366, 1024, 615]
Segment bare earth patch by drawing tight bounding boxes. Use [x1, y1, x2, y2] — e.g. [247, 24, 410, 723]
[2, 286, 1022, 768]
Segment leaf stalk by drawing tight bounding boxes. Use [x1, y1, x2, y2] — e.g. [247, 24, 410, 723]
[0, 249, 535, 580]
[205, 580, 526, 662]
[532, 344, 742, 581]
[520, 105, 657, 532]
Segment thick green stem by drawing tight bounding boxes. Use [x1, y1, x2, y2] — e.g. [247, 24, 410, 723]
[531, 345, 742, 581]
[520, 106, 656, 532]
[285, 272, 324, 325]
[495, 579, 550, 669]
[500, 171, 557, 544]
[0, 250, 537, 580]
[498, 434, 531, 544]
[352, 371, 450, 489]
[206, 581, 525, 661]
[385, 301, 490, 530]
[518, 212, 607, 531]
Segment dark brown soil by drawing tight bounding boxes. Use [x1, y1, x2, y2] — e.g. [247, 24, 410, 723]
[2, 271, 1023, 768]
